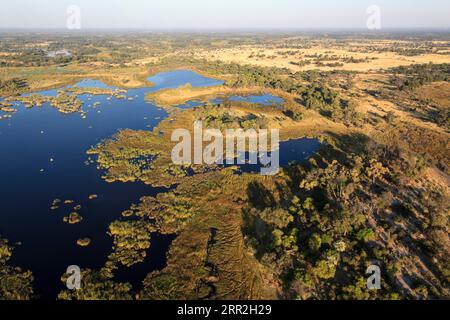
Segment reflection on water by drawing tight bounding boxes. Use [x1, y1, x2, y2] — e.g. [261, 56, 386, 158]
[228, 138, 320, 174]
[228, 94, 284, 106]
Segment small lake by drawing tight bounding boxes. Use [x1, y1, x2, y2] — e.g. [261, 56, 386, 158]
[148, 70, 224, 90]
[226, 138, 320, 174]
[0, 70, 318, 299]
[228, 94, 284, 106]
[176, 94, 284, 110]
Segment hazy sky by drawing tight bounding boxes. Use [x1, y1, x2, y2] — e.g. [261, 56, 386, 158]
[1, 0, 449, 29]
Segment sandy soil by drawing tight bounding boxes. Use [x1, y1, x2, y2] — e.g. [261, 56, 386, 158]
[416, 81, 450, 107]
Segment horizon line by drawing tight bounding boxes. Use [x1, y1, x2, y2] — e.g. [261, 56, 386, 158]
[1, 27, 449, 33]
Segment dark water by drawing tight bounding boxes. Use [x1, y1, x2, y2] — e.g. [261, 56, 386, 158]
[228, 138, 320, 174]
[0, 70, 222, 299]
[0, 69, 318, 299]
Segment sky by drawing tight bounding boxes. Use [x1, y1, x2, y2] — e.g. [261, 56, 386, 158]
[0, 0, 449, 30]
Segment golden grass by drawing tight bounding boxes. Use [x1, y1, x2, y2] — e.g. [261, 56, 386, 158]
[145, 84, 270, 107]
[0, 63, 154, 93]
[189, 45, 450, 72]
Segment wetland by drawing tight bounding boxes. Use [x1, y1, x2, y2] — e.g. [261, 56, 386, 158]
[0, 69, 319, 298]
